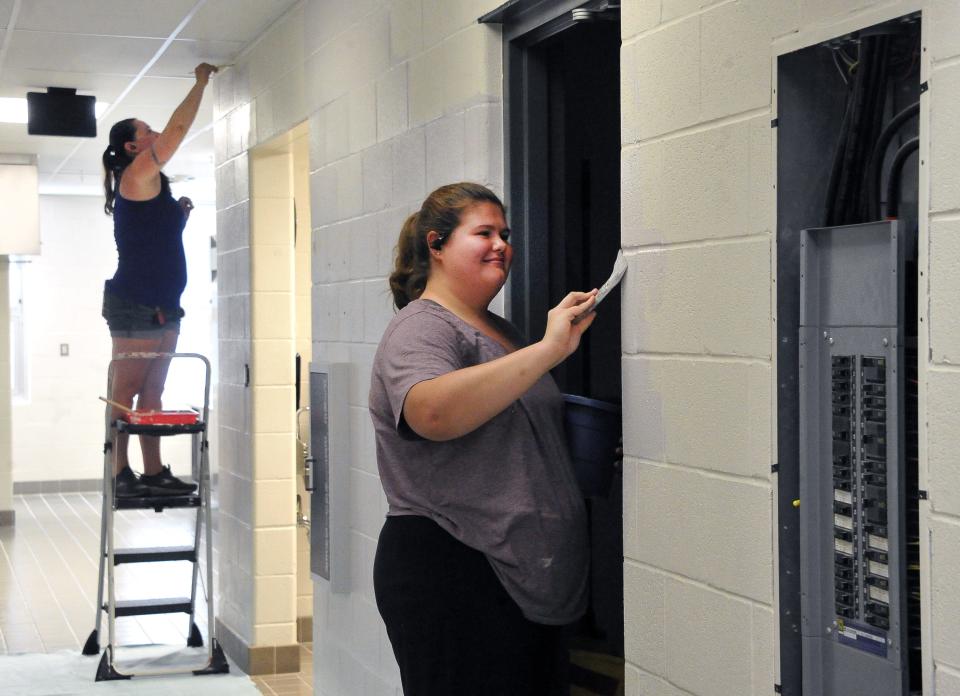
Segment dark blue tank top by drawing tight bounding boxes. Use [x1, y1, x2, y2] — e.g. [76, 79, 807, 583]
[105, 183, 187, 310]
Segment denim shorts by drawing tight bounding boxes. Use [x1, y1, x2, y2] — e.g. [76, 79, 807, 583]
[102, 289, 183, 339]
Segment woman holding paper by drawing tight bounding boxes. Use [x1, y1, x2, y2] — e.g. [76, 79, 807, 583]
[369, 182, 598, 695]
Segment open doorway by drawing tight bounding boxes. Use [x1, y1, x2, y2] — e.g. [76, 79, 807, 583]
[248, 120, 314, 653]
[489, 1, 623, 689]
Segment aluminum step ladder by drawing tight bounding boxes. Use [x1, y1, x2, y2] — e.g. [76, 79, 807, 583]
[82, 352, 229, 680]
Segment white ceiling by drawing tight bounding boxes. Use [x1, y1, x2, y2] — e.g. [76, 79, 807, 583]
[0, 0, 299, 197]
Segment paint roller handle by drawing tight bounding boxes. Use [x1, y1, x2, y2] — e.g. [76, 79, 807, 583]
[98, 396, 134, 413]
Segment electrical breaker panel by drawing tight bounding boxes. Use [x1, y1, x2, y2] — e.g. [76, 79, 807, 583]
[799, 221, 908, 696]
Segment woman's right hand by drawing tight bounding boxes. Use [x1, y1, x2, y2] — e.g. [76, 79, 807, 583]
[540, 290, 598, 368]
[194, 63, 218, 85]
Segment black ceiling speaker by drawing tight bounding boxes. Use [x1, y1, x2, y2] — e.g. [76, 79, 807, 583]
[26, 87, 97, 137]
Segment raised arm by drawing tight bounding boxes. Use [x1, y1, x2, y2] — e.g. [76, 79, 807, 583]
[403, 290, 597, 441]
[124, 63, 217, 184]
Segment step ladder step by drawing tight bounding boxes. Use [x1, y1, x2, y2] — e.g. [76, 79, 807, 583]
[113, 546, 196, 565]
[117, 421, 205, 436]
[115, 493, 200, 512]
[107, 597, 193, 617]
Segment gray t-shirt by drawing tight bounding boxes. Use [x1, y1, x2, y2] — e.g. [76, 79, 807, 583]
[368, 299, 588, 625]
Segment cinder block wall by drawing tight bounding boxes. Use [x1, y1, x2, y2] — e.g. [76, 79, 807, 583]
[212, 0, 504, 687]
[621, 0, 960, 694]
[923, 0, 960, 691]
[620, 0, 781, 692]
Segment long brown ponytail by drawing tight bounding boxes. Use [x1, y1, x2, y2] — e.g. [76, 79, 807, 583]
[102, 118, 136, 215]
[388, 183, 505, 310]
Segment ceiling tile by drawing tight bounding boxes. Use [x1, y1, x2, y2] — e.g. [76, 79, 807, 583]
[181, 0, 300, 43]
[15, 0, 196, 36]
[7, 31, 161, 74]
[0, 0, 15, 29]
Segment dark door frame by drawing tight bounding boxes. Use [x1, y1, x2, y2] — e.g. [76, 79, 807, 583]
[480, 0, 615, 338]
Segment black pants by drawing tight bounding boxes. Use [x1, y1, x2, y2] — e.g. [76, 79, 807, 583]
[374, 515, 569, 696]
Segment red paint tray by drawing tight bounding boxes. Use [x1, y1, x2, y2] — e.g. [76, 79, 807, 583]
[123, 409, 199, 426]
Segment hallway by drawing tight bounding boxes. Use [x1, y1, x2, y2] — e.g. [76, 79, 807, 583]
[0, 492, 311, 695]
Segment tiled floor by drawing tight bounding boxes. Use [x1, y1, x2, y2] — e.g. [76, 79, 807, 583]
[252, 643, 313, 695]
[0, 493, 313, 695]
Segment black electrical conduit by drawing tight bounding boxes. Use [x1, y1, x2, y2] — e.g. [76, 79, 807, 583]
[866, 101, 920, 220]
[886, 137, 919, 219]
[824, 36, 892, 226]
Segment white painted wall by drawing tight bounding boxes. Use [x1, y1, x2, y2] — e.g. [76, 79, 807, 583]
[0, 258, 12, 517]
[212, 0, 503, 686]
[10, 194, 215, 484]
[212, 0, 960, 693]
[621, 1, 960, 695]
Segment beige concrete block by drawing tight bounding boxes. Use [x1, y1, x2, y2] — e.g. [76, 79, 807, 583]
[624, 561, 666, 675]
[409, 44, 445, 126]
[622, 241, 773, 359]
[665, 578, 754, 696]
[391, 128, 427, 206]
[363, 141, 394, 214]
[251, 244, 294, 293]
[254, 477, 297, 527]
[343, 9, 391, 87]
[251, 339, 295, 387]
[625, 665, 693, 696]
[426, 112, 465, 192]
[799, 0, 882, 27]
[271, 64, 307, 137]
[931, 516, 960, 667]
[633, 462, 773, 602]
[338, 154, 364, 221]
[930, 222, 960, 364]
[252, 292, 293, 339]
[351, 468, 388, 541]
[661, 0, 699, 22]
[936, 665, 960, 695]
[630, 17, 700, 140]
[254, 431, 296, 481]
[255, 527, 297, 576]
[304, 0, 378, 58]
[348, 219, 381, 280]
[441, 23, 501, 112]
[701, 0, 779, 121]
[377, 64, 408, 142]
[623, 458, 643, 562]
[325, 96, 351, 165]
[622, 1, 660, 37]
[928, 369, 960, 516]
[622, 357, 771, 478]
[363, 279, 396, 344]
[247, 5, 303, 99]
[255, 574, 297, 625]
[390, 0, 423, 62]
[930, 68, 960, 214]
[751, 604, 775, 696]
[622, 140, 664, 246]
[624, 115, 772, 246]
[464, 102, 503, 189]
[349, 594, 383, 667]
[349, 85, 378, 154]
[255, 622, 297, 647]
[422, 0, 483, 44]
[930, 0, 960, 62]
[253, 385, 296, 435]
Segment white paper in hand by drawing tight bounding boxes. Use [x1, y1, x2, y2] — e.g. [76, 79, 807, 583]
[574, 249, 627, 324]
[594, 249, 627, 308]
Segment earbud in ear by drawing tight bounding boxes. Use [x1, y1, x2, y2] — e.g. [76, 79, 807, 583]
[430, 239, 442, 251]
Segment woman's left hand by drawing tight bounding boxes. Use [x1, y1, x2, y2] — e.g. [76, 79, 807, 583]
[178, 196, 194, 220]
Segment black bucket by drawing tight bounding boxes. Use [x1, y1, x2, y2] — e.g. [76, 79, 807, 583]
[562, 394, 622, 497]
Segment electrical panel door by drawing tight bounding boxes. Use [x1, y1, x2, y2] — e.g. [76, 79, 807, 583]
[799, 221, 908, 696]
